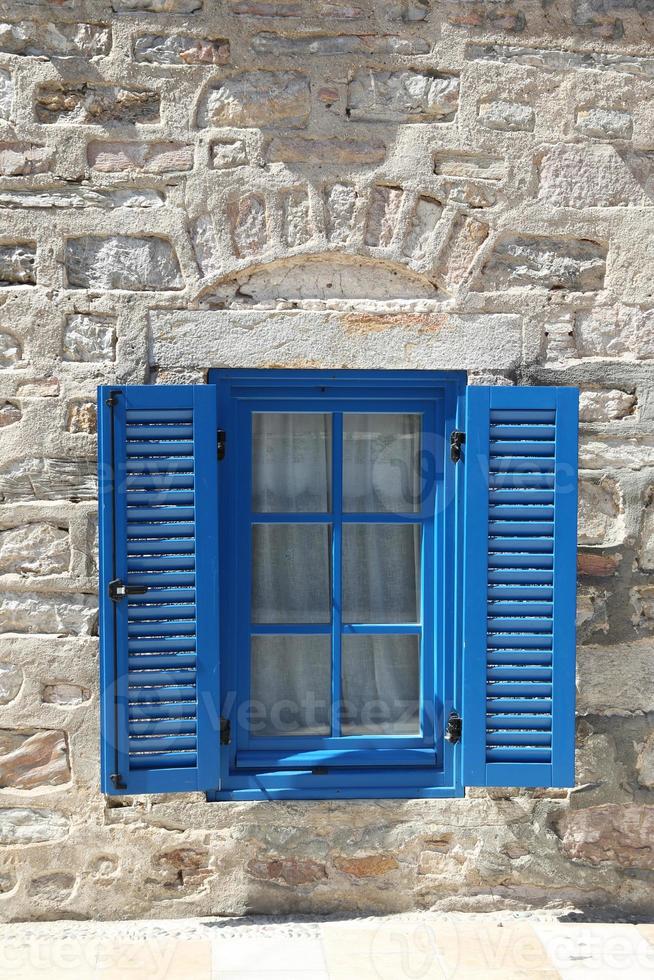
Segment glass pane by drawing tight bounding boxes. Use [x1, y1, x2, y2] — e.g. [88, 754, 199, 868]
[251, 635, 331, 736]
[342, 524, 421, 624]
[343, 413, 421, 513]
[252, 523, 331, 623]
[341, 634, 420, 735]
[252, 413, 331, 513]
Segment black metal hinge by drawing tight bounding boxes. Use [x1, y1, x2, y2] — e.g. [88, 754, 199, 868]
[450, 430, 465, 463]
[220, 717, 231, 745]
[217, 429, 226, 461]
[445, 710, 462, 744]
[110, 772, 127, 790]
[108, 579, 148, 602]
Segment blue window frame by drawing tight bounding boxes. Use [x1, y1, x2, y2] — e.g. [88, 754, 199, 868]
[209, 370, 465, 800]
[97, 373, 578, 801]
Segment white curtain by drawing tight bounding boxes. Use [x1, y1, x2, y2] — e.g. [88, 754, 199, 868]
[250, 412, 422, 738]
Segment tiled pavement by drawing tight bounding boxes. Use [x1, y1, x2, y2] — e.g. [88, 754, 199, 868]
[1, 913, 654, 979]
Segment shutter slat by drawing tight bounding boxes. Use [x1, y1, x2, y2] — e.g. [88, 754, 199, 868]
[463, 386, 578, 788]
[99, 384, 220, 795]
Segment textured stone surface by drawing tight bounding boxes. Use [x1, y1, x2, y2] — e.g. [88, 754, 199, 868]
[35, 84, 159, 125]
[478, 236, 607, 292]
[133, 34, 229, 65]
[0, 21, 110, 59]
[62, 315, 116, 362]
[66, 237, 183, 291]
[197, 72, 310, 128]
[88, 141, 193, 174]
[0, 730, 70, 790]
[347, 69, 459, 121]
[0, 0, 653, 926]
[560, 805, 654, 870]
[0, 524, 69, 576]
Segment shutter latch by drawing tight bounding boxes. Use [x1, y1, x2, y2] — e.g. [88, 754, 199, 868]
[450, 430, 465, 463]
[445, 710, 462, 744]
[220, 717, 231, 745]
[217, 429, 226, 461]
[108, 579, 148, 602]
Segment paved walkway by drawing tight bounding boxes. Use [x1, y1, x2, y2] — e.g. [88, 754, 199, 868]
[1, 913, 654, 979]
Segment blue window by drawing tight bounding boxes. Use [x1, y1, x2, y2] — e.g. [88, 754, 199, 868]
[98, 372, 578, 800]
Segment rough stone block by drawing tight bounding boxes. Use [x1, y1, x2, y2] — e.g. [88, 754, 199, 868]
[347, 69, 459, 122]
[211, 139, 247, 169]
[0, 245, 35, 286]
[0, 21, 110, 58]
[560, 804, 654, 870]
[113, 0, 202, 10]
[386, 0, 429, 21]
[228, 195, 267, 258]
[577, 639, 654, 714]
[434, 152, 505, 180]
[0, 143, 52, 176]
[639, 488, 654, 570]
[576, 307, 654, 359]
[0, 458, 97, 502]
[88, 141, 193, 174]
[0, 402, 20, 427]
[575, 107, 633, 140]
[0, 664, 22, 705]
[578, 478, 624, 547]
[0, 333, 23, 367]
[35, 83, 159, 126]
[637, 733, 654, 789]
[246, 855, 326, 885]
[538, 144, 644, 208]
[577, 551, 621, 578]
[0, 808, 69, 845]
[197, 72, 310, 128]
[41, 683, 90, 705]
[0, 729, 70, 789]
[477, 235, 606, 292]
[0, 188, 163, 209]
[133, 34, 229, 65]
[250, 32, 429, 55]
[631, 585, 654, 630]
[324, 183, 358, 244]
[28, 874, 75, 900]
[577, 586, 609, 638]
[0, 69, 12, 120]
[0, 593, 97, 636]
[365, 186, 404, 247]
[63, 314, 115, 362]
[466, 42, 654, 80]
[281, 189, 312, 248]
[402, 196, 442, 262]
[0, 523, 69, 575]
[442, 216, 489, 288]
[66, 400, 97, 433]
[579, 389, 636, 421]
[16, 378, 59, 398]
[333, 854, 398, 876]
[267, 137, 385, 165]
[65, 236, 183, 291]
[478, 100, 534, 132]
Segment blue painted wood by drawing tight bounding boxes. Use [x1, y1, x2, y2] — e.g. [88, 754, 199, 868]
[98, 384, 221, 796]
[462, 385, 578, 789]
[212, 369, 467, 799]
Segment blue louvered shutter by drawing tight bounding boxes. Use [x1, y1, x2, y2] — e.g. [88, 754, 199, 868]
[462, 386, 578, 788]
[98, 385, 220, 795]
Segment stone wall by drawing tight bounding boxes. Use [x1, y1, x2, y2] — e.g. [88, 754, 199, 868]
[0, 0, 653, 922]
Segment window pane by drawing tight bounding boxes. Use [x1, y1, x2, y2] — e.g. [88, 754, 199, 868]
[342, 524, 421, 624]
[343, 413, 421, 513]
[252, 523, 331, 623]
[252, 413, 331, 513]
[251, 635, 331, 736]
[341, 634, 420, 735]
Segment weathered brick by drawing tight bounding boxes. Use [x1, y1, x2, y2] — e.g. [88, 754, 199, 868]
[88, 140, 193, 174]
[197, 72, 310, 128]
[133, 34, 229, 65]
[65, 236, 183, 291]
[35, 84, 159, 125]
